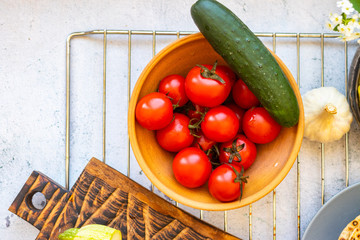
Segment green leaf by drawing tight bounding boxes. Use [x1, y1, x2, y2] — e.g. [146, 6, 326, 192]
[342, 12, 347, 20]
[350, 0, 360, 13]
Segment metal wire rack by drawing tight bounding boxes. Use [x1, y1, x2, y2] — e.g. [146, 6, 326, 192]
[65, 30, 357, 240]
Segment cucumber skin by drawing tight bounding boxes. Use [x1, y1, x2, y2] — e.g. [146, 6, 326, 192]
[191, 0, 299, 127]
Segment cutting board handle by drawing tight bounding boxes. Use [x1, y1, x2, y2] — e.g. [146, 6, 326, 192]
[9, 158, 241, 240]
[8, 171, 70, 230]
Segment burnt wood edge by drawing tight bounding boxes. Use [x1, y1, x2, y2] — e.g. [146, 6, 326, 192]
[8, 158, 241, 240]
[86, 157, 241, 240]
[8, 171, 69, 230]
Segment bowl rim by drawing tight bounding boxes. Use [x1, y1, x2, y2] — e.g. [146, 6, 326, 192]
[128, 32, 304, 211]
[348, 46, 360, 126]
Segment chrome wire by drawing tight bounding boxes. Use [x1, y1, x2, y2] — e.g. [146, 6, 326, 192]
[65, 30, 348, 240]
[151, 31, 156, 194]
[102, 30, 107, 163]
[272, 33, 277, 240]
[344, 41, 349, 188]
[296, 33, 301, 240]
[320, 34, 325, 206]
[127, 30, 132, 178]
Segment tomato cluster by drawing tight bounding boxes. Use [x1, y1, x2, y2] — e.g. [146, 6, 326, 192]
[135, 62, 281, 203]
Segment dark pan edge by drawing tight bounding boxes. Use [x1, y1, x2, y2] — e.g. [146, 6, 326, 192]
[349, 46, 360, 126]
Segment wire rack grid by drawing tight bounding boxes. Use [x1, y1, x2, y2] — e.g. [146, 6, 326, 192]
[65, 29, 360, 240]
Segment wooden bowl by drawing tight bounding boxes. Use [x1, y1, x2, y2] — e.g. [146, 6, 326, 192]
[128, 33, 304, 211]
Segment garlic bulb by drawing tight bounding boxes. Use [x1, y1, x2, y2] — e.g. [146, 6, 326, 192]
[303, 87, 353, 143]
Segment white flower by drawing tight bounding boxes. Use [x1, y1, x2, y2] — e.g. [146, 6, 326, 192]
[330, 13, 343, 25]
[339, 23, 355, 36]
[341, 32, 360, 41]
[338, 23, 346, 32]
[337, 0, 355, 14]
[328, 1, 360, 44]
[348, 16, 360, 29]
[345, 24, 355, 35]
[326, 21, 335, 30]
[343, 4, 355, 15]
[355, 22, 360, 30]
[342, 33, 360, 41]
[337, 0, 351, 8]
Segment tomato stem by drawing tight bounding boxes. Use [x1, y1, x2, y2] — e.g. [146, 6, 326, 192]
[196, 60, 226, 84]
[188, 111, 207, 134]
[226, 164, 249, 201]
[222, 138, 244, 163]
[189, 130, 201, 138]
[212, 144, 220, 157]
[172, 98, 181, 110]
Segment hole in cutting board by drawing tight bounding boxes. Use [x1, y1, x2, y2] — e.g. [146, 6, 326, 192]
[27, 192, 47, 211]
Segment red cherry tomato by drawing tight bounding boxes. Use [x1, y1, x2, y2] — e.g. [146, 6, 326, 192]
[201, 106, 239, 142]
[232, 79, 260, 109]
[225, 103, 245, 133]
[135, 92, 173, 130]
[172, 147, 212, 188]
[191, 130, 216, 152]
[216, 65, 236, 86]
[185, 64, 232, 107]
[242, 107, 282, 144]
[158, 74, 189, 107]
[208, 164, 246, 202]
[156, 113, 194, 152]
[219, 134, 257, 170]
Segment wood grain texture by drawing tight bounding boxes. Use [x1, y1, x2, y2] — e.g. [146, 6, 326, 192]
[9, 157, 240, 240]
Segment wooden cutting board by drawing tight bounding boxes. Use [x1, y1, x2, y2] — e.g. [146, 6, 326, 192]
[9, 157, 241, 240]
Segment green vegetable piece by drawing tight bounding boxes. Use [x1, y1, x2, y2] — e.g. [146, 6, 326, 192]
[191, 0, 300, 127]
[58, 224, 122, 240]
[58, 228, 79, 240]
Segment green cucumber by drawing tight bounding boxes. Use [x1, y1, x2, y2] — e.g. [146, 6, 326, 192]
[191, 0, 299, 127]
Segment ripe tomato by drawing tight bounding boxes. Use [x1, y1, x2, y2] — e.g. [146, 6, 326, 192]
[185, 63, 232, 107]
[135, 92, 173, 130]
[216, 65, 236, 86]
[158, 74, 189, 107]
[225, 103, 245, 133]
[201, 106, 239, 142]
[232, 79, 260, 109]
[172, 147, 212, 188]
[242, 107, 282, 144]
[208, 164, 247, 202]
[156, 113, 194, 152]
[219, 134, 257, 170]
[191, 130, 216, 152]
